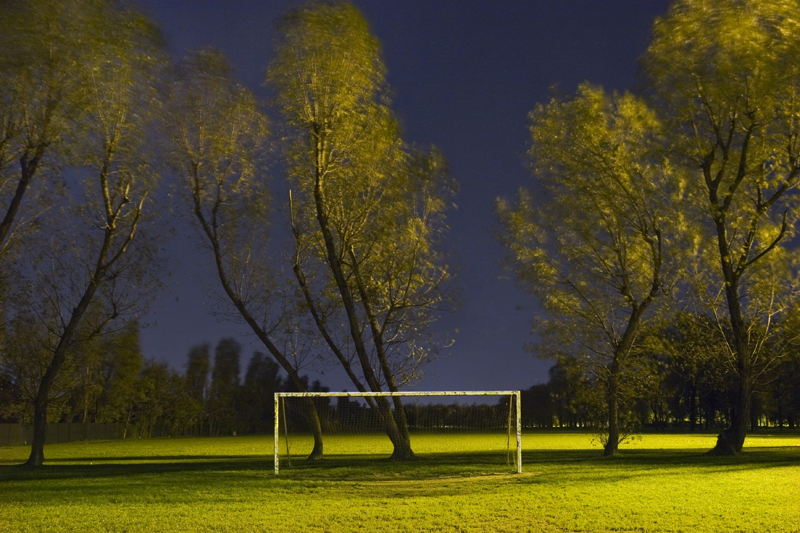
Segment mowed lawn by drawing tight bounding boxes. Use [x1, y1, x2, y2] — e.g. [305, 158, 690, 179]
[1, 432, 798, 532]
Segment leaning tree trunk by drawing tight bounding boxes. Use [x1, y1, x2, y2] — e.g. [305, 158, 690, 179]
[710, 254, 751, 456]
[197, 204, 325, 461]
[373, 396, 414, 460]
[301, 397, 324, 460]
[604, 362, 620, 457]
[27, 397, 48, 466]
[311, 158, 415, 461]
[346, 247, 416, 461]
[26, 273, 104, 466]
[602, 301, 650, 457]
[711, 370, 751, 455]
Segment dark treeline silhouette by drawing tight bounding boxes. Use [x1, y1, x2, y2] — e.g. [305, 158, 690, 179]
[1, 328, 518, 439]
[282, 396, 514, 434]
[0, 332, 332, 438]
[521, 315, 800, 433]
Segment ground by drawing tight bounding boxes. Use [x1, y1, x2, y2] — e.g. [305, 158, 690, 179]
[1, 431, 798, 532]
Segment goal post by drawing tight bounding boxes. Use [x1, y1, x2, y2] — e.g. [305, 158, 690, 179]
[274, 390, 522, 474]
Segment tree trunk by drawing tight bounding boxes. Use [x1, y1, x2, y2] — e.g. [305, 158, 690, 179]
[711, 376, 749, 455]
[710, 281, 750, 455]
[604, 367, 620, 456]
[374, 396, 414, 460]
[706, 169, 760, 455]
[26, 398, 48, 466]
[193, 191, 325, 461]
[26, 327, 76, 465]
[123, 408, 132, 439]
[388, 396, 414, 460]
[303, 397, 324, 461]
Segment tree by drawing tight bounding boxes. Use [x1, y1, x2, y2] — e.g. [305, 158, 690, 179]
[0, 0, 89, 396]
[0, 314, 78, 424]
[124, 359, 202, 438]
[642, 0, 800, 454]
[658, 311, 729, 430]
[497, 84, 686, 455]
[240, 351, 283, 433]
[71, 321, 143, 424]
[185, 343, 210, 405]
[207, 337, 241, 436]
[768, 348, 800, 428]
[6, 0, 166, 466]
[268, 1, 455, 461]
[0, 0, 81, 260]
[184, 343, 210, 434]
[129, 360, 170, 438]
[163, 49, 327, 458]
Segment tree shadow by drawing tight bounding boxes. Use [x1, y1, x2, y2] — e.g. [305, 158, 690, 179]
[0, 457, 272, 483]
[1, 446, 797, 484]
[514, 446, 800, 485]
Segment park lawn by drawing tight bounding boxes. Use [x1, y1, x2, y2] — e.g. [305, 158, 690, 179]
[0, 432, 798, 532]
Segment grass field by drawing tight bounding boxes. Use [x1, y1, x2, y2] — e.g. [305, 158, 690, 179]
[1, 431, 799, 532]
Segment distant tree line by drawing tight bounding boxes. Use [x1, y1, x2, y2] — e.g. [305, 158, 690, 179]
[0, 330, 334, 438]
[283, 397, 514, 434]
[520, 313, 800, 433]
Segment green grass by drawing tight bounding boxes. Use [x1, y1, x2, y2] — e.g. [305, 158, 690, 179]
[1, 431, 798, 532]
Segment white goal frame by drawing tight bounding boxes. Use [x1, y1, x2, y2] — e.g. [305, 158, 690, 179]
[274, 390, 522, 474]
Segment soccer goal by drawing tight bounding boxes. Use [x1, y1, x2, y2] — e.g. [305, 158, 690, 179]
[274, 390, 522, 474]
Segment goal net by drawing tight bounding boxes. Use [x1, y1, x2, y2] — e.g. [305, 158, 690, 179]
[274, 391, 522, 474]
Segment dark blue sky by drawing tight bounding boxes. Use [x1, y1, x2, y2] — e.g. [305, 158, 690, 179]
[135, 0, 671, 392]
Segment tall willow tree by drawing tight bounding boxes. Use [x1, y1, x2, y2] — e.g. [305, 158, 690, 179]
[642, 0, 800, 455]
[164, 49, 327, 459]
[0, 0, 167, 466]
[497, 85, 686, 455]
[268, 1, 455, 460]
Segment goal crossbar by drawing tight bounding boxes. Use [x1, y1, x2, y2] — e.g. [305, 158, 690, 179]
[274, 390, 522, 474]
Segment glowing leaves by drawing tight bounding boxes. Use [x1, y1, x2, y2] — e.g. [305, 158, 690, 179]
[167, 49, 270, 228]
[640, 0, 800, 454]
[267, 2, 384, 137]
[498, 84, 688, 359]
[268, 2, 456, 412]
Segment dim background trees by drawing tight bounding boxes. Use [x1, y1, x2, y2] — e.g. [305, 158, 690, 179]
[520, 317, 800, 432]
[239, 352, 283, 434]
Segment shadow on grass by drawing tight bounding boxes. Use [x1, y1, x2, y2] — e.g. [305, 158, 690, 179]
[1, 447, 797, 484]
[30, 454, 265, 463]
[513, 446, 800, 486]
[0, 457, 275, 483]
[523, 446, 799, 465]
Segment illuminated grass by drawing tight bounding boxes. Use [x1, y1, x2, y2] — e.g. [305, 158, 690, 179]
[1, 432, 798, 532]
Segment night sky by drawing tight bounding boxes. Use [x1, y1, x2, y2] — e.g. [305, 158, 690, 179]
[134, 0, 671, 393]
